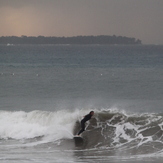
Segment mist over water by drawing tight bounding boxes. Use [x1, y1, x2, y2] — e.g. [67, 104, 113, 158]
[0, 44, 163, 162]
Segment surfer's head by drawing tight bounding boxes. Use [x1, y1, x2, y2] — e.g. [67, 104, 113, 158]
[90, 111, 94, 116]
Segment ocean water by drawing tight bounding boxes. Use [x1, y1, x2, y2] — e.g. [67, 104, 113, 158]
[0, 44, 163, 162]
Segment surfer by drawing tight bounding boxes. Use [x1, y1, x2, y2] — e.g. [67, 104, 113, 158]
[77, 111, 94, 136]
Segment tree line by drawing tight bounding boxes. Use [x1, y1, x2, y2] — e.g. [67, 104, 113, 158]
[0, 35, 141, 45]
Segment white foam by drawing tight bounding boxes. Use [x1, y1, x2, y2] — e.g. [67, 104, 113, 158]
[0, 110, 83, 141]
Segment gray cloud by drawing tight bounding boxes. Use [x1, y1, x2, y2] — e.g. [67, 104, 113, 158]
[0, 0, 163, 44]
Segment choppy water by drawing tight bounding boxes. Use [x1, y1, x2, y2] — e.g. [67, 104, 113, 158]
[0, 44, 163, 162]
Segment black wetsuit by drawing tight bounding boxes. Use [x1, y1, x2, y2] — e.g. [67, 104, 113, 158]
[77, 113, 92, 135]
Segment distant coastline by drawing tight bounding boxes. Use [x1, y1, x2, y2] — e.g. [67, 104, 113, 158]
[0, 35, 141, 45]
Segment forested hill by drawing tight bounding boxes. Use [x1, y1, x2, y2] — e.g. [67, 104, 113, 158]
[0, 35, 141, 45]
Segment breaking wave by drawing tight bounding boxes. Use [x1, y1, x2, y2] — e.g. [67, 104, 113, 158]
[0, 109, 163, 155]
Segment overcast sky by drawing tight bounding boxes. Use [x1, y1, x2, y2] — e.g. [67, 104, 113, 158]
[0, 0, 163, 44]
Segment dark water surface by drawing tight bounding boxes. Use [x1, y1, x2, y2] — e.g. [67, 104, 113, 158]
[0, 44, 163, 162]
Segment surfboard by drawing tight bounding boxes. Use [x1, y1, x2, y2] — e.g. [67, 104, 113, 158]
[74, 136, 83, 141]
[73, 136, 84, 146]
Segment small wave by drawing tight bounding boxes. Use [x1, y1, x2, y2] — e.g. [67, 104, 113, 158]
[0, 109, 163, 155]
[73, 109, 163, 155]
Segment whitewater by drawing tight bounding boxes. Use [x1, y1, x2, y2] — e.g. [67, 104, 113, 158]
[0, 44, 163, 162]
[1, 109, 163, 162]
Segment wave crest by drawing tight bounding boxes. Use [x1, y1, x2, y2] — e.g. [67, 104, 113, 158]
[73, 110, 163, 154]
[0, 109, 163, 154]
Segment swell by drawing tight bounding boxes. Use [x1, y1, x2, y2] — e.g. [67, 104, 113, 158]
[73, 110, 163, 154]
[0, 109, 163, 154]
